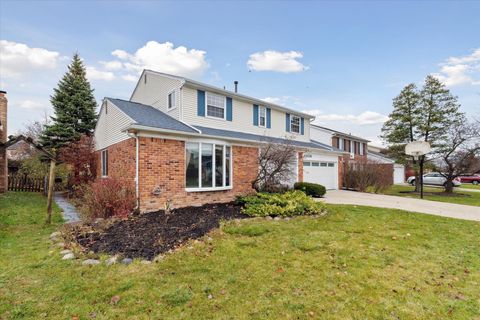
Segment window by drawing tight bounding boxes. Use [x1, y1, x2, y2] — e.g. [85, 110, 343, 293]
[101, 150, 108, 177]
[359, 143, 364, 155]
[320, 162, 327, 167]
[328, 163, 334, 167]
[259, 106, 266, 127]
[185, 142, 232, 190]
[168, 91, 176, 109]
[290, 115, 300, 134]
[206, 92, 225, 119]
[312, 162, 320, 167]
[304, 161, 311, 166]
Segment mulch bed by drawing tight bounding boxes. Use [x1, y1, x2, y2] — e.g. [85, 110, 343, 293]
[74, 202, 247, 260]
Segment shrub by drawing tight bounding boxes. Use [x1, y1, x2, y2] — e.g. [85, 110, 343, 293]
[239, 190, 326, 217]
[343, 158, 393, 192]
[294, 182, 326, 197]
[79, 178, 136, 220]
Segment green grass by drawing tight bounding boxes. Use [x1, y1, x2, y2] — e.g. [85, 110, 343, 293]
[381, 185, 480, 206]
[459, 184, 480, 190]
[1, 192, 480, 319]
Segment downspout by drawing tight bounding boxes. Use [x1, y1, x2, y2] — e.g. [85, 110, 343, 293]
[128, 131, 140, 210]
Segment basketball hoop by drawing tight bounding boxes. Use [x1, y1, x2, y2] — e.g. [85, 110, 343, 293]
[405, 141, 431, 160]
[405, 141, 431, 199]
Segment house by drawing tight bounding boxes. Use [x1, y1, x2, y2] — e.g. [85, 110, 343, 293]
[302, 125, 370, 189]
[95, 70, 354, 211]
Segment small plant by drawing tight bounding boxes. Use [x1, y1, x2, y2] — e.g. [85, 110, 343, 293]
[79, 178, 136, 220]
[294, 182, 326, 198]
[239, 190, 326, 217]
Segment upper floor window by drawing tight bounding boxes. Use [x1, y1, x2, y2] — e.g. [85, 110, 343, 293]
[168, 91, 176, 110]
[290, 115, 300, 134]
[101, 149, 108, 177]
[259, 106, 266, 127]
[206, 92, 225, 119]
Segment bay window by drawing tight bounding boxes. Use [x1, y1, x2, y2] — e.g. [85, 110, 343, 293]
[186, 142, 232, 190]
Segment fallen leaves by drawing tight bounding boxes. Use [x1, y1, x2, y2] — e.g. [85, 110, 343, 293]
[110, 295, 121, 305]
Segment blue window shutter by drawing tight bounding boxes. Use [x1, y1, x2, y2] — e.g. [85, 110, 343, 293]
[226, 97, 233, 121]
[301, 117, 305, 135]
[266, 108, 271, 128]
[286, 113, 290, 132]
[253, 104, 259, 126]
[197, 90, 205, 116]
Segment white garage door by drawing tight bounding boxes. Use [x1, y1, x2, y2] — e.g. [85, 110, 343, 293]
[394, 165, 405, 184]
[303, 160, 338, 190]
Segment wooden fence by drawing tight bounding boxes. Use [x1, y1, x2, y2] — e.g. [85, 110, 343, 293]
[8, 174, 46, 192]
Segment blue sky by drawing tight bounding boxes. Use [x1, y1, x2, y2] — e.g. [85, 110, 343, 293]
[1, 0, 479, 145]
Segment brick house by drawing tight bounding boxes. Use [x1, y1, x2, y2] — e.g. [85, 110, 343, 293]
[95, 70, 352, 212]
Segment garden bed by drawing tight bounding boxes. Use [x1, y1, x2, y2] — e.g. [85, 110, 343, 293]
[74, 202, 247, 260]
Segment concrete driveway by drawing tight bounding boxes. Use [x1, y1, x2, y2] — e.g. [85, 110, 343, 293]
[321, 190, 480, 222]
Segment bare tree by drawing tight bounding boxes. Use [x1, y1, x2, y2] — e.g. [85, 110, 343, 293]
[16, 114, 50, 142]
[434, 121, 480, 193]
[252, 140, 297, 192]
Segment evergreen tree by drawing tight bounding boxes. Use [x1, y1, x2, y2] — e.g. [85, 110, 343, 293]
[40, 53, 97, 150]
[382, 76, 464, 192]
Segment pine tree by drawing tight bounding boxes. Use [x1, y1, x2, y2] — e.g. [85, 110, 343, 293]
[40, 53, 97, 150]
[382, 76, 464, 192]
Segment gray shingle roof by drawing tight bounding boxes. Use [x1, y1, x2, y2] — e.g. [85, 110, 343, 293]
[107, 98, 198, 134]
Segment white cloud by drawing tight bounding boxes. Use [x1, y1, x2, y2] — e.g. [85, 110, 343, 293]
[109, 41, 209, 78]
[247, 50, 308, 73]
[86, 66, 115, 81]
[122, 74, 137, 82]
[12, 99, 45, 110]
[0, 40, 60, 78]
[100, 60, 123, 71]
[306, 110, 388, 125]
[432, 48, 480, 86]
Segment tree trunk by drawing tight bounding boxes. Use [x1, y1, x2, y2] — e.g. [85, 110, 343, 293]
[444, 180, 454, 193]
[46, 159, 56, 224]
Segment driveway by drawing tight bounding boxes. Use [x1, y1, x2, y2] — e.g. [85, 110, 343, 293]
[321, 190, 480, 222]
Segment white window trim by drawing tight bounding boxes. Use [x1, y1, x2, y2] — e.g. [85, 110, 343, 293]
[259, 106, 266, 128]
[205, 92, 226, 121]
[101, 149, 108, 177]
[185, 141, 233, 192]
[167, 89, 176, 111]
[290, 115, 301, 134]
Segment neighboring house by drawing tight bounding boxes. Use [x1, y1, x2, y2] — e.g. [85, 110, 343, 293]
[303, 125, 370, 189]
[94, 70, 346, 212]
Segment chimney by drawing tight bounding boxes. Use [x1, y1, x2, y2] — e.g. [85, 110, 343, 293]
[0, 90, 7, 193]
[234, 81, 238, 93]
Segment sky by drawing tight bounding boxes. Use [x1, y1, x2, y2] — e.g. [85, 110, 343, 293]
[1, 0, 479, 146]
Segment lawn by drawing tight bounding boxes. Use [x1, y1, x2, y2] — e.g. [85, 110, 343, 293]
[1, 192, 480, 319]
[381, 184, 480, 206]
[459, 184, 480, 190]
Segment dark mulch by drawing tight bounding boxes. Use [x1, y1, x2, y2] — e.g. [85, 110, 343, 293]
[399, 191, 471, 198]
[74, 202, 247, 260]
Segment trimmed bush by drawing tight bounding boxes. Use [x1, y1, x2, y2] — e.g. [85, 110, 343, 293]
[294, 182, 326, 198]
[239, 190, 326, 217]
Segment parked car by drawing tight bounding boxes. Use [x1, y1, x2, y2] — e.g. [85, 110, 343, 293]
[406, 172, 462, 187]
[458, 174, 480, 185]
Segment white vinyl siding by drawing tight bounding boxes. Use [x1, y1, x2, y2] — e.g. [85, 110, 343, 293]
[181, 86, 310, 142]
[130, 72, 182, 118]
[94, 100, 132, 151]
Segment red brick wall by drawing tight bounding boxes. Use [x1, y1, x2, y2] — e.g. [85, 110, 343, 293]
[95, 138, 136, 192]
[0, 92, 7, 193]
[137, 137, 258, 212]
[297, 152, 303, 183]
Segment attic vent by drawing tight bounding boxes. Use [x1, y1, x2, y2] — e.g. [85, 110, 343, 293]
[144, 74, 147, 84]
